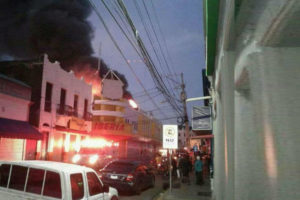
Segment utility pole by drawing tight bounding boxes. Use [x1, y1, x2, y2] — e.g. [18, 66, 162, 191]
[180, 73, 190, 147]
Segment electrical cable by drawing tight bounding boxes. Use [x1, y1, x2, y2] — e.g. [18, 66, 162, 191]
[88, 0, 168, 119]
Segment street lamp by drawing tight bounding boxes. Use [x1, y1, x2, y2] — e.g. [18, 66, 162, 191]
[129, 99, 138, 109]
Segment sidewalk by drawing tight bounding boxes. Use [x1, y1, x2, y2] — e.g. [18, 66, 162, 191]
[154, 173, 212, 200]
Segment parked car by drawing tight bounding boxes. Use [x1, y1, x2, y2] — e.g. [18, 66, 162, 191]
[98, 160, 155, 195]
[0, 160, 118, 200]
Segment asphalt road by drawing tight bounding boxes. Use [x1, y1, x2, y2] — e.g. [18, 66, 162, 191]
[119, 175, 166, 200]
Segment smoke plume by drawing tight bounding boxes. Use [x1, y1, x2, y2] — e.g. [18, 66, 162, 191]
[0, 0, 93, 66]
[68, 56, 132, 98]
[0, 0, 132, 98]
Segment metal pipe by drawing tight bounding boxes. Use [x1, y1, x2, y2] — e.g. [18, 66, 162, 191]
[186, 96, 212, 102]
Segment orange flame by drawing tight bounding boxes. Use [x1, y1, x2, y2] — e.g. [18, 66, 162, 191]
[71, 63, 102, 96]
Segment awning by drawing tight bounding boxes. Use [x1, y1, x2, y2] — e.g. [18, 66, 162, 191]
[0, 118, 43, 140]
[190, 135, 214, 139]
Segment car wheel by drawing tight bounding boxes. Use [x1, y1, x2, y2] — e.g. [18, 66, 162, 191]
[111, 196, 118, 200]
[135, 186, 141, 195]
[150, 176, 155, 188]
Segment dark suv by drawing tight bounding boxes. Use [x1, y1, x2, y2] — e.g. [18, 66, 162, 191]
[98, 160, 155, 195]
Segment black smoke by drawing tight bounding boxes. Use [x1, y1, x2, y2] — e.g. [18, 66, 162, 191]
[0, 0, 93, 66]
[68, 56, 132, 99]
[0, 0, 132, 98]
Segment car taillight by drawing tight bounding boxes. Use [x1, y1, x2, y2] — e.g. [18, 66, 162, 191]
[126, 174, 134, 182]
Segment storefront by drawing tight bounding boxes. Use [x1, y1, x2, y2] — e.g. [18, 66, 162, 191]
[0, 117, 43, 160]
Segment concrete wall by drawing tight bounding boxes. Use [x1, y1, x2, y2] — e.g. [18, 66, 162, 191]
[39, 55, 92, 129]
[0, 93, 30, 121]
[38, 55, 92, 160]
[211, 0, 300, 199]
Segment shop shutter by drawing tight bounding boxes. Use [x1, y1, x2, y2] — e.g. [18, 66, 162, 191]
[0, 138, 24, 160]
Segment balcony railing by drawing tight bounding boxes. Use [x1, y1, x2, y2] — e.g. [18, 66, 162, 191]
[83, 112, 93, 121]
[57, 104, 73, 116]
[56, 104, 92, 121]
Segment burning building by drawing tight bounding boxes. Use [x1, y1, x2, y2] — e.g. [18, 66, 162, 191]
[90, 70, 162, 161]
[0, 55, 93, 162]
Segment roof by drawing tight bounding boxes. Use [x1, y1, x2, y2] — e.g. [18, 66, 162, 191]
[0, 73, 31, 88]
[0, 118, 43, 140]
[0, 160, 93, 174]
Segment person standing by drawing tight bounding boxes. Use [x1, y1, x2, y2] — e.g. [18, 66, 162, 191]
[179, 155, 192, 184]
[193, 143, 199, 157]
[194, 156, 203, 185]
[171, 157, 178, 179]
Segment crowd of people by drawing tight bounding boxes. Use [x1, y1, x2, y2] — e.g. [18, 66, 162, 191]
[154, 144, 212, 187]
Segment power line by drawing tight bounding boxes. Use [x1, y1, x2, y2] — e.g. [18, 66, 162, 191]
[88, 0, 168, 119]
[140, 0, 180, 105]
[149, 0, 177, 76]
[92, 0, 184, 121]
[132, 87, 158, 96]
[100, 0, 181, 117]
[115, 1, 183, 115]
[141, 0, 175, 82]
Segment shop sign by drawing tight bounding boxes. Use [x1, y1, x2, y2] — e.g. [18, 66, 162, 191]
[192, 106, 212, 130]
[163, 125, 178, 149]
[102, 70, 124, 100]
[69, 117, 86, 131]
[93, 122, 125, 131]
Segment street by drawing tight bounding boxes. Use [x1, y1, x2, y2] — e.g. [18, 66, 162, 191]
[119, 174, 165, 200]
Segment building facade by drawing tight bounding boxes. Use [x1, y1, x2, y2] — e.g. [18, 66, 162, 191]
[0, 55, 93, 163]
[203, 0, 300, 199]
[38, 55, 93, 162]
[0, 74, 42, 160]
[91, 82, 162, 161]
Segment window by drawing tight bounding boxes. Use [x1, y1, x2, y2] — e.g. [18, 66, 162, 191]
[73, 95, 78, 116]
[83, 99, 88, 118]
[70, 173, 84, 200]
[43, 171, 62, 199]
[105, 162, 135, 173]
[87, 172, 102, 196]
[0, 164, 11, 188]
[26, 168, 45, 195]
[44, 82, 53, 112]
[59, 88, 66, 114]
[9, 165, 28, 191]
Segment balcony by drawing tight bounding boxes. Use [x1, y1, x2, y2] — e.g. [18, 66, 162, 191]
[56, 104, 73, 116]
[56, 104, 92, 121]
[83, 112, 93, 121]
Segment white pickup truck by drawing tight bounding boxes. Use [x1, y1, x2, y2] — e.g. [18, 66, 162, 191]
[0, 160, 118, 200]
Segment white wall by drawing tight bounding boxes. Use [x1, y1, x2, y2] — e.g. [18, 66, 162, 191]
[39, 55, 93, 129]
[211, 0, 300, 199]
[0, 93, 30, 121]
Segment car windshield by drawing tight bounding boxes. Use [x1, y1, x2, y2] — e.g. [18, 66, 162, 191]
[105, 162, 135, 173]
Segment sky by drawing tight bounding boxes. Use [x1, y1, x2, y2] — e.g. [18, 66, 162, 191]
[88, 0, 205, 125]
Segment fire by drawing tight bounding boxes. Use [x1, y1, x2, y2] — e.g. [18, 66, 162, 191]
[81, 138, 114, 148]
[70, 62, 102, 96]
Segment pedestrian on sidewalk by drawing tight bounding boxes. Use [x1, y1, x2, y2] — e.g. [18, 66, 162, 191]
[195, 155, 203, 185]
[171, 157, 178, 179]
[179, 154, 192, 184]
